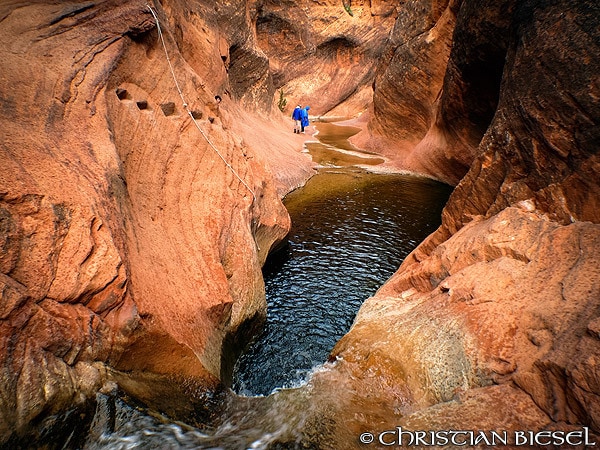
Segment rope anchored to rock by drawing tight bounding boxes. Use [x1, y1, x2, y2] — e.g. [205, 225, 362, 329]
[146, 4, 256, 204]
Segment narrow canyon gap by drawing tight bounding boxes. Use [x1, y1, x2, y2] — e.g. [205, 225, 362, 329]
[0, 0, 599, 448]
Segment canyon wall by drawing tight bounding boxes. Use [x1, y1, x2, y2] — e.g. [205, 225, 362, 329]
[309, 0, 600, 446]
[352, 0, 517, 185]
[249, 0, 397, 117]
[0, 0, 316, 442]
[2, 0, 599, 446]
[0, 0, 399, 443]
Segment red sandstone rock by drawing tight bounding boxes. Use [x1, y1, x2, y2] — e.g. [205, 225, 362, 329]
[2, 0, 398, 440]
[0, 0, 313, 441]
[2, 0, 599, 446]
[252, 0, 397, 117]
[348, 0, 463, 181]
[318, 0, 600, 444]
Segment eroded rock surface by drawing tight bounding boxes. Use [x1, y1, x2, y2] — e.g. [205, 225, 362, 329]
[326, 208, 600, 439]
[0, 0, 312, 442]
[349, 0, 463, 180]
[316, 0, 600, 444]
[2, 0, 599, 446]
[252, 0, 398, 117]
[1, 0, 400, 442]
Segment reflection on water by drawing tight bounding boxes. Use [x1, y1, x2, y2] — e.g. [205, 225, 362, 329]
[232, 168, 452, 396]
[81, 122, 453, 449]
[306, 123, 385, 167]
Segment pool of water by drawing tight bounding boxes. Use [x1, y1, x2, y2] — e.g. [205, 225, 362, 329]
[304, 122, 385, 167]
[232, 124, 452, 396]
[73, 122, 453, 449]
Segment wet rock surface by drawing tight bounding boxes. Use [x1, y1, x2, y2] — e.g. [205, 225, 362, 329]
[318, 0, 600, 443]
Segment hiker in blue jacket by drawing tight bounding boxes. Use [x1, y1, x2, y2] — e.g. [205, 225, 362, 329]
[300, 106, 310, 133]
[292, 105, 302, 133]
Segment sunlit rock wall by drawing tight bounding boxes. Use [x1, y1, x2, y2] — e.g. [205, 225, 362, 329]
[0, 0, 311, 441]
[252, 0, 397, 117]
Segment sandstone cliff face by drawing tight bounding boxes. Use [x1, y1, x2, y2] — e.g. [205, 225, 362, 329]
[353, 0, 519, 185]
[320, 0, 600, 442]
[349, 0, 461, 178]
[402, 0, 516, 184]
[0, 0, 313, 441]
[2, 0, 599, 446]
[0, 0, 399, 442]
[252, 0, 397, 117]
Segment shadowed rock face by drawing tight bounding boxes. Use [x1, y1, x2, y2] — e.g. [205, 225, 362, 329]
[1, 0, 394, 440]
[319, 0, 600, 442]
[371, 0, 459, 142]
[355, 0, 517, 185]
[252, 0, 398, 116]
[348, 0, 461, 173]
[402, 0, 516, 184]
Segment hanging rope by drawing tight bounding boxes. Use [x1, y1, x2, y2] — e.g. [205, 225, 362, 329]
[146, 4, 256, 204]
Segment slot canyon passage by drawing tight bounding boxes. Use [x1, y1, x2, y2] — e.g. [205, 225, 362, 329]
[0, 0, 599, 448]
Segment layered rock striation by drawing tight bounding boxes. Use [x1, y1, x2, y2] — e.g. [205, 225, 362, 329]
[2, 0, 599, 446]
[316, 0, 600, 444]
[252, 0, 398, 117]
[1, 0, 399, 442]
[352, 0, 518, 185]
[0, 0, 313, 442]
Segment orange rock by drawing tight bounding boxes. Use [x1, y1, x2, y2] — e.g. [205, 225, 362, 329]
[0, 0, 312, 439]
[315, 0, 600, 442]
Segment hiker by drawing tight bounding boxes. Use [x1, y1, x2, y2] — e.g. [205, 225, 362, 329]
[300, 106, 310, 133]
[292, 105, 302, 133]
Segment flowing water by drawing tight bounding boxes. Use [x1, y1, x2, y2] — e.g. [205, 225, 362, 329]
[82, 122, 453, 449]
[232, 123, 452, 396]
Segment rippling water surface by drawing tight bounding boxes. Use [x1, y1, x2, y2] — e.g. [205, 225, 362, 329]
[233, 125, 452, 395]
[84, 123, 453, 449]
